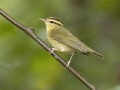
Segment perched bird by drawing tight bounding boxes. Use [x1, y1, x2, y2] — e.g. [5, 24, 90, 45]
[40, 17, 104, 67]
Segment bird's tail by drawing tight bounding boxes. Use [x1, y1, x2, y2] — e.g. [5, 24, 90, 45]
[92, 51, 104, 59]
[80, 42, 104, 59]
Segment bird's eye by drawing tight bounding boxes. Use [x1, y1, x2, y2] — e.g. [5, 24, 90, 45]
[50, 21, 54, 23]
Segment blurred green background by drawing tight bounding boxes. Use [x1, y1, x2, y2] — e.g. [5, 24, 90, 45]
[0, 0, 120, 90]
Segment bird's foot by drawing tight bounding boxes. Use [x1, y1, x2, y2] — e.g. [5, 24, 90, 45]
[50, 48, 60, 54]
[66, 61, 70, 67]
[50, 48, 55, 54]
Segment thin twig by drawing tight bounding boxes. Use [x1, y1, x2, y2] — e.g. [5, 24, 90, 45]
[0, 8, 96, 90]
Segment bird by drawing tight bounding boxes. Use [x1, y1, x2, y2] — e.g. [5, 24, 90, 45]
[40, 17, 104, 67]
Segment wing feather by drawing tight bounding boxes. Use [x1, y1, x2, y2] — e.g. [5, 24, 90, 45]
[49, 28, 86, 52]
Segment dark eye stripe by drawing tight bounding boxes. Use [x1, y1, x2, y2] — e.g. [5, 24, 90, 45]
[49, 21, 61, 26]
[54, 22, 61, 26]
[48, 17, 63, 24]
[50, 21, 54, 23]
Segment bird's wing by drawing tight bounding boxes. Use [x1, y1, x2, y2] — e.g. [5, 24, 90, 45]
[49, 28, 87, 52]
[49, 28, 104, 59]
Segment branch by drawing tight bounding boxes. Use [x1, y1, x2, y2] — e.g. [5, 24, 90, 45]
[0, 8, 96, 90]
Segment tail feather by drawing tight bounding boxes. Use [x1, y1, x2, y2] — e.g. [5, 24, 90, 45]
[79, 43, 104, 59]
[92, 51, 104, 59]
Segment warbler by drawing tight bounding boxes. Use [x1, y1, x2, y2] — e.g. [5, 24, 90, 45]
[40, 17, 104, 67]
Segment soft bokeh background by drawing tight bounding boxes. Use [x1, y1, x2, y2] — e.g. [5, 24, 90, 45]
[0, 0, 120, 90]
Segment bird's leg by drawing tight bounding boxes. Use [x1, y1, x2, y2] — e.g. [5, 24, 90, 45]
[66, 52, 74, 67]
[50, 48, 60, 54]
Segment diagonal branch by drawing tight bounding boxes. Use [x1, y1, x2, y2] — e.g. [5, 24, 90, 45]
[0, 8, 96, 90]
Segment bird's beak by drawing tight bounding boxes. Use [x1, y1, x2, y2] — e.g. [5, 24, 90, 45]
[39, 18, 46, 22]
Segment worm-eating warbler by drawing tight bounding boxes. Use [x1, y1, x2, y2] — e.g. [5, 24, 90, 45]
[40, 17, 104, 67]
